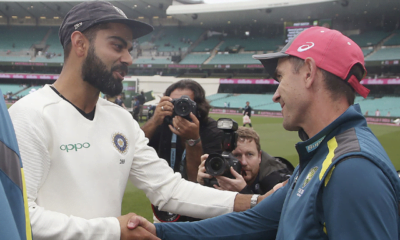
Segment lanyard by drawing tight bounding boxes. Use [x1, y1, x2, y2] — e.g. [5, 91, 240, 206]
[170, 133, 186, 174]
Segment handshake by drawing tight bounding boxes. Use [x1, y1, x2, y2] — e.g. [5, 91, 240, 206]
[118, 213, 158, 240]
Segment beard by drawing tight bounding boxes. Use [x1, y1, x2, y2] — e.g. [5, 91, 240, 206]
[81, 45, 127, 96]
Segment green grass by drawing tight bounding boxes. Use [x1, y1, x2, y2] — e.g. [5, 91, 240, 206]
[121, 181, 152, 221]
[122, 114, 400, 221]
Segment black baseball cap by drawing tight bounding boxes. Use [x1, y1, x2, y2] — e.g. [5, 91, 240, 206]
[59, 1, 154, 48]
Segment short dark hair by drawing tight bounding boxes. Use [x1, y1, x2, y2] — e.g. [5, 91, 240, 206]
[236, 127, 261, 152]
[63, 23, 111, 61]
[164, 79, 211, 123]
[287, 56, 361, 105]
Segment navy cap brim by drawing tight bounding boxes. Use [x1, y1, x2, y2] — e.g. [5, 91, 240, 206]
[95, 18, 154, 39]
[59, 1, 155, 49]
[252, 52, 289, 78]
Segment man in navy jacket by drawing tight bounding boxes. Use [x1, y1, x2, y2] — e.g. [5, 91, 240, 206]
[128, 26, 400, 240]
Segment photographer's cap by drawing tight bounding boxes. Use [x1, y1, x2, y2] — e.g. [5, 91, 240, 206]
[59, 1, 153, 48]
[253, 26, 370, 98]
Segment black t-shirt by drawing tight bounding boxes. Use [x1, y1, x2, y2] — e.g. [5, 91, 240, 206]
[148, 117, 223, 174]
[243, 105, 252, 117]
[148, 117, 222, 222]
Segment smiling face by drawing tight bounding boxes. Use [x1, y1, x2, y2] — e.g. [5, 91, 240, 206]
[81, 23, 133, 96]
[232, 138, 261, 186]
[272, 57, 310, 132]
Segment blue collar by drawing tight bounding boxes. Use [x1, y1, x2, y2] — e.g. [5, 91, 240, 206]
[295, 104, 366, 173]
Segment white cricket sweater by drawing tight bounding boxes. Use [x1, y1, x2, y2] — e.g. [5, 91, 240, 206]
[9, 85, 236, 240]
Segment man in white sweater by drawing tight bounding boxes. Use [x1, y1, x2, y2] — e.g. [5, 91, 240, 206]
[9, 2, 265, 240]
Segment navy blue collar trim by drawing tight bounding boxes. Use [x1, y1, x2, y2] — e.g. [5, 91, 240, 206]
[295, 104, 366, 171]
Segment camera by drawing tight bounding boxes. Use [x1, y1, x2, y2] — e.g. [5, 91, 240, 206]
[165, 95, 197, 124]
[204, 118, 242, 187]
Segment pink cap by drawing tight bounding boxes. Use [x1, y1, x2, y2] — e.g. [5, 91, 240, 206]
[253, 26, 370, 98]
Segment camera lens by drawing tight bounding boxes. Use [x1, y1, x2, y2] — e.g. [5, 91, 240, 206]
[205, 154, 227, 177]
[209, 157, 223, 171]
[175, 100, 191, 117]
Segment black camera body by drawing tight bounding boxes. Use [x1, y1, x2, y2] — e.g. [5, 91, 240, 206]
[165, 95, 197, 124]
[204, 118, 242, 188]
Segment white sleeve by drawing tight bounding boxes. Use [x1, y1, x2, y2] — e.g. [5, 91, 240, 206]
[129, 121, 237, 219]
[9, 105, 121, 240]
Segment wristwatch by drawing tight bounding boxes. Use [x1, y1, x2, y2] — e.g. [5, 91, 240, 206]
[185, 137, 201, 147]
[250, 194, 260, 208]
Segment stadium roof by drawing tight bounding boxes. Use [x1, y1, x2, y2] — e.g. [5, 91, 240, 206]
[167, 0, 400, 27]
[0, 0, 398, 28]
[0, 0, 172, 20]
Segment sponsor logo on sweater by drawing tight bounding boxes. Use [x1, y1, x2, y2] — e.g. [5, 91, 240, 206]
[112, 133, 128, 154]
[60, 142, 90, 152]
[306, 136, 325, 153]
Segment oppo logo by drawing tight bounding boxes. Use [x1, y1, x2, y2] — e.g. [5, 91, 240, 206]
[60, 142, 90, 152]
[297, 42, 315, 52]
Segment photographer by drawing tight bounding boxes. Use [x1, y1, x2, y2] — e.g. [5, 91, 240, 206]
[141, 79, 222, 222]
[198, 127, 293, 194]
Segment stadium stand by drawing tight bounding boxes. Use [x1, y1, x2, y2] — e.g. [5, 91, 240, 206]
[217, 36, 281, 52]
[384, 30, 400, 46]
[0, 26, 64, 63]
[0, 26, 48, 52]
[362, 48, 374, 56]
[365, 47, 400, 61]
[0, 84, 25, 95]
[207, 53, 260, 65]
[34, 28, 64, 63]
[348, 30, 392, 47]
[206, 93, 230, 101]
[192, 36, 221, 52]
[0, 56, 31, 62]
[355, 96, 400, 117]
[137, 28, 158, 44]
[179, 53, 210, 64]
[152, 27, 204, 52]
[17, 86, 43, 97]
[133, 57, 173, 64]
[136, 28, 162, 49]
[208, 93, 278, 109]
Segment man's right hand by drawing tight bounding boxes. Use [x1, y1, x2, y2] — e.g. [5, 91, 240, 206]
[151, 96, 174, 126]
[197, 154, 213, 185]
[118, 213, 159, 240]
[214, 167, 247, 192]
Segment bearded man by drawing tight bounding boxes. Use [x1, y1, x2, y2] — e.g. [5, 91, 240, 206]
[8, 2, 262, 240]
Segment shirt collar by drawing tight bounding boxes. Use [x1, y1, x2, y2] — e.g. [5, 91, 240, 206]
[295, 104, 366, 172]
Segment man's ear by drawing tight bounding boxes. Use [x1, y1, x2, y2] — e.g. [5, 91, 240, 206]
[70, 31, 89, 58]
[303, 57, 318, 89]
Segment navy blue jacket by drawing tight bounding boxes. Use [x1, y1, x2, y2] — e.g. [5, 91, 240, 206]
[155, 104, 400, 240]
